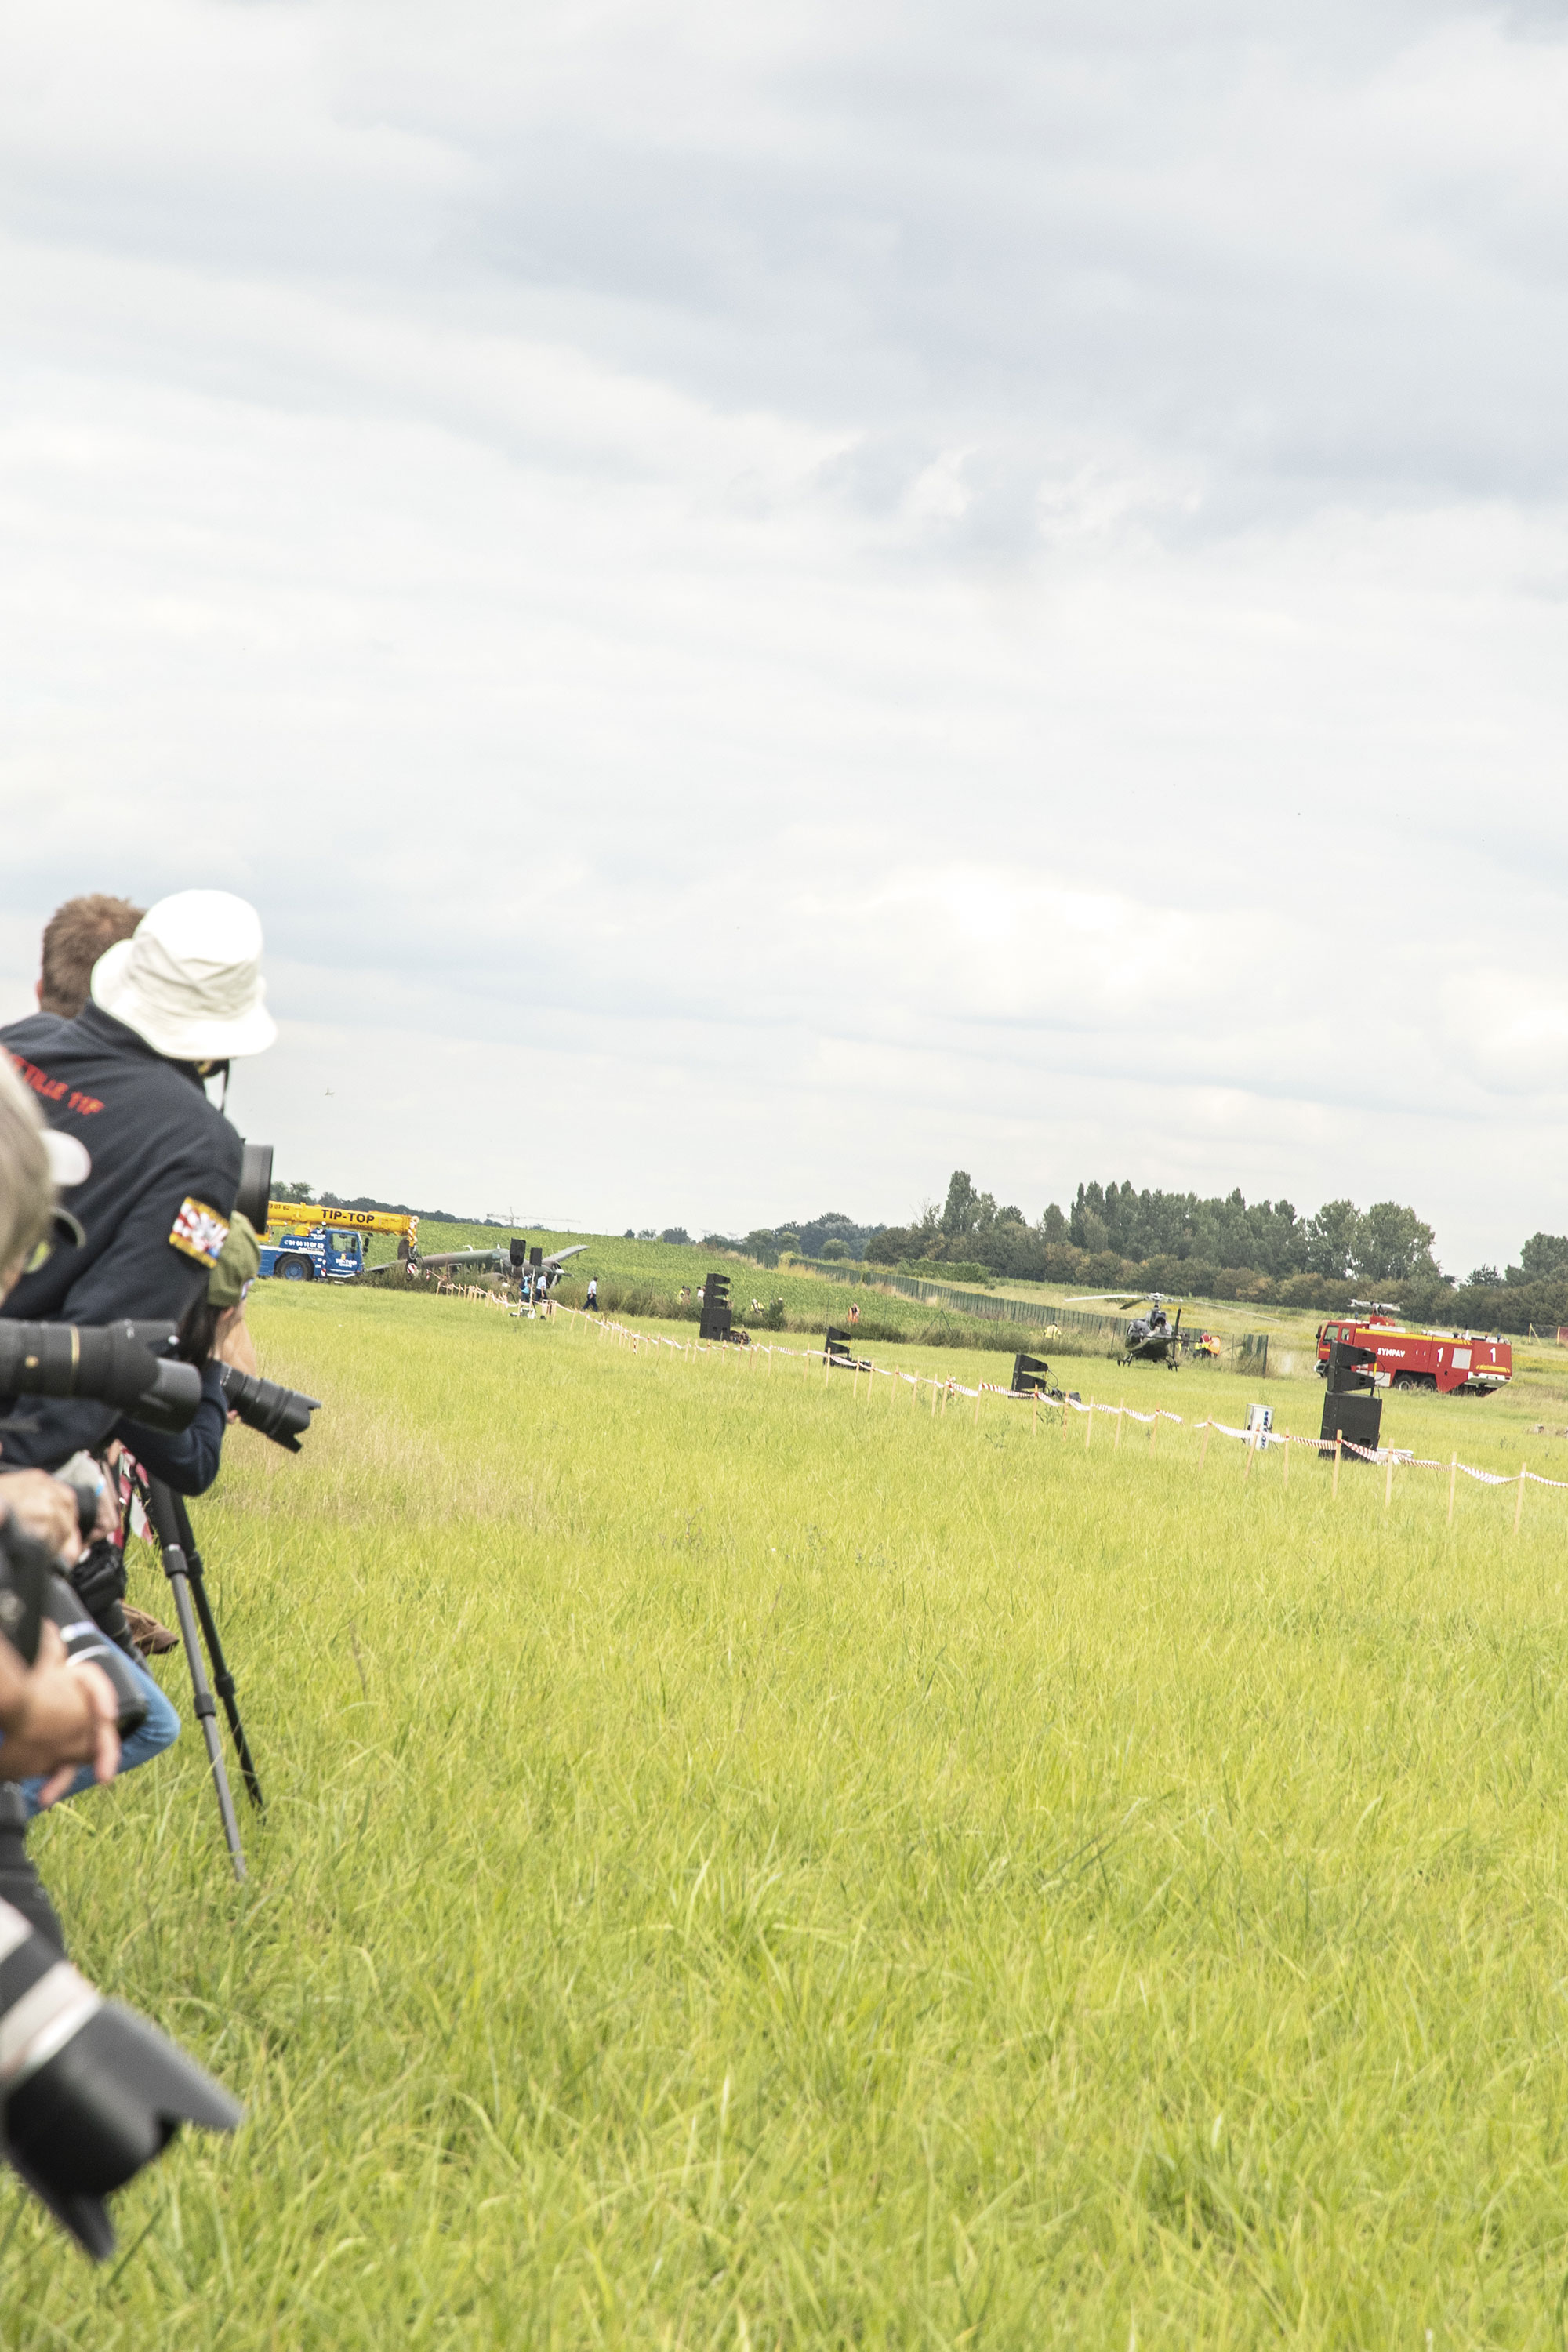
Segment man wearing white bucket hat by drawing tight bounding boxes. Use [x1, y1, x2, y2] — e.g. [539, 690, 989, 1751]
[0, 891, 276, 1472]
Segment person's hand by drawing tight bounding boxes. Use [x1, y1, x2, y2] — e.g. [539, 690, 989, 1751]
[89, 1475, 118, 1541]
[0, 1470, 83, 1565]
[0, 1622, 120, 1798]
[212, 1303, 258, 1378]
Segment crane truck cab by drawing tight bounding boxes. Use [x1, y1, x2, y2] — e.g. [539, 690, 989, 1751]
[259, 1203, 418, 1283]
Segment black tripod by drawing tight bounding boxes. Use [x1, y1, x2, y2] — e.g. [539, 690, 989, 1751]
[136, 1477, 263, 1883]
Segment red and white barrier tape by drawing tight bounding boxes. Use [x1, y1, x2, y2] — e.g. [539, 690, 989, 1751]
[559, 1307, 1556, 1494]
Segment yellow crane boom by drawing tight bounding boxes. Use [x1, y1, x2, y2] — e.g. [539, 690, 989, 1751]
[265, 1202, 417, 1238]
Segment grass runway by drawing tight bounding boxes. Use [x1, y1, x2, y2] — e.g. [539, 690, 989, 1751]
[9, 1287, 1568, 2347]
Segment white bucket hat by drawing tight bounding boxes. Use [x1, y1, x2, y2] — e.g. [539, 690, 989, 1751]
[90, 890, 278, 1061]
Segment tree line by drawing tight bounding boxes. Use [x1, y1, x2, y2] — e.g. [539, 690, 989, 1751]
[852, 1172, 1568, 1334]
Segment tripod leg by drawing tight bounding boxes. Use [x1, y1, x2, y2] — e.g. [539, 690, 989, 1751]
[141, 1480, 246, 1882]
[165, 1492, 263, 1813]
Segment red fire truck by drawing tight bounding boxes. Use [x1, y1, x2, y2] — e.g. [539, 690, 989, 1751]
[1315, 1311, 1512, 1396]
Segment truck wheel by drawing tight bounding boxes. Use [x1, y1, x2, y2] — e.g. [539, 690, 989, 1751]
[281, 1258, 313, 1282]
[1392, 1371, 1418, 1389]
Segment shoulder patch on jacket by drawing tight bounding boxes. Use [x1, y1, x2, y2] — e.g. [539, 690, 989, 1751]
[169, 1198, 230, 1266]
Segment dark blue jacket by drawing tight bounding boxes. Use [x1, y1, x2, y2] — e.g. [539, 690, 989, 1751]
[118, 1359, 229, 1497]
[0, 1007, 241, 1468]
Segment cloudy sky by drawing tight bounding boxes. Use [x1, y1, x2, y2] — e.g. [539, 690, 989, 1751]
[2, 0, 1566, 1268]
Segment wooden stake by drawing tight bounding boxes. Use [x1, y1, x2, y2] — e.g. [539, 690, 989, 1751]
[930, 1377, 937, 1417]
[1199, 1419, 1210, 1473]
[1447, 1451, 1457, 1525]
[1085, 1398, 1094, 1450]
[1114, 1399, 1124, 1451]
[1515, 1463, 1526, 1536]
[852, 1366, 859, 1405]
[1032, 1388, 1039, 1438]
[973, 1385, 980, 1425]
[1332, 1429, 1342, 1501]
[1244, 1425, 1255, 1479]
[1282, 1429, 1289, 1488]
[1149, 1410, 1158, 1456]
[1384, 1443, 1393, 1510]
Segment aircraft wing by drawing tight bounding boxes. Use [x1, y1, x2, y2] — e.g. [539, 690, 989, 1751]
[543, 1245, 586, 1268]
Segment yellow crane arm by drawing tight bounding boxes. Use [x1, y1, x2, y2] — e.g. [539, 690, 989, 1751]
[265, 1202, 417, 1237]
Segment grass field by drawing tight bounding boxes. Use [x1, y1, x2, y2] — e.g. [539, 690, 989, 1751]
[368, 1222, 1325, 1363]
[12, 1287, 1568, 2346]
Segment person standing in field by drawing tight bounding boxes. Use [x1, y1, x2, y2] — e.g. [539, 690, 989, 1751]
[586, 1277, 598, 1309]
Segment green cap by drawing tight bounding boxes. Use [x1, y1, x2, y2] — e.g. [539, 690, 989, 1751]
[209, 1210, 260, 1310]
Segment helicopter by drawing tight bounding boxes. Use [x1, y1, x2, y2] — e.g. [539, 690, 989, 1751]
[1066, 1290, 1185, 1370]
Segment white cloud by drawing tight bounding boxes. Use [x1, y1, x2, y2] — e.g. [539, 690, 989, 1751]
[2, 0, 1568, 1269]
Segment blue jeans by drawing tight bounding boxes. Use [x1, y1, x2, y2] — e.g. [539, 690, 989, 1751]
[17, 1650, 181, 1818]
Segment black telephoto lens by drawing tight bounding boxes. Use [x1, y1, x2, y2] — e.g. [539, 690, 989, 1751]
[0, 1899, 242, 2259]
[215, 1364, 321, 1452]
[0, 1322, 200, 1433]
[233, 1142, 273, 1234]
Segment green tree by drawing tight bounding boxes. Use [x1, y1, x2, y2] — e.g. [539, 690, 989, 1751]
[1306, 1200, 1361, 1279]
[1512, 1232, 1568, 1283]
[1352, 1202, 1438, 1284]
[942, 1171, 978, 1236]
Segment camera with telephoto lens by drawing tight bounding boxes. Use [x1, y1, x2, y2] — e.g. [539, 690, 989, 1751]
[215, 1363, 320, 1453]
[0, 1515, 241, 2256]
[0, 1894, 242, 2259]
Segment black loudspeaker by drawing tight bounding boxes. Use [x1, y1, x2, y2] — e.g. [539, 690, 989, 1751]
[529, 1247, 543, 1268]
[699, 1272, 732, 1343]
[1320, 1389, 1382, 1458]
[1012, 1352, 1053, 1396]
[1326, 1339, 1377, 1395]
[826, 1327, 852, 1364]
[510, 1239, 527, 1269]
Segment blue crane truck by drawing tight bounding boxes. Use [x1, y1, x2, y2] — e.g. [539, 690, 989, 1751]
[257, 1204, 416, 1283]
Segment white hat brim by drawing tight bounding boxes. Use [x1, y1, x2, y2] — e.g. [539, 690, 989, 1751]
[91, 936, 279, 1061]
[43, 1131, 91, 1189]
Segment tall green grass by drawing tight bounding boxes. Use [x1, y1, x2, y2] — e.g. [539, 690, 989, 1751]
[10, 1289, 1568, 2346]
